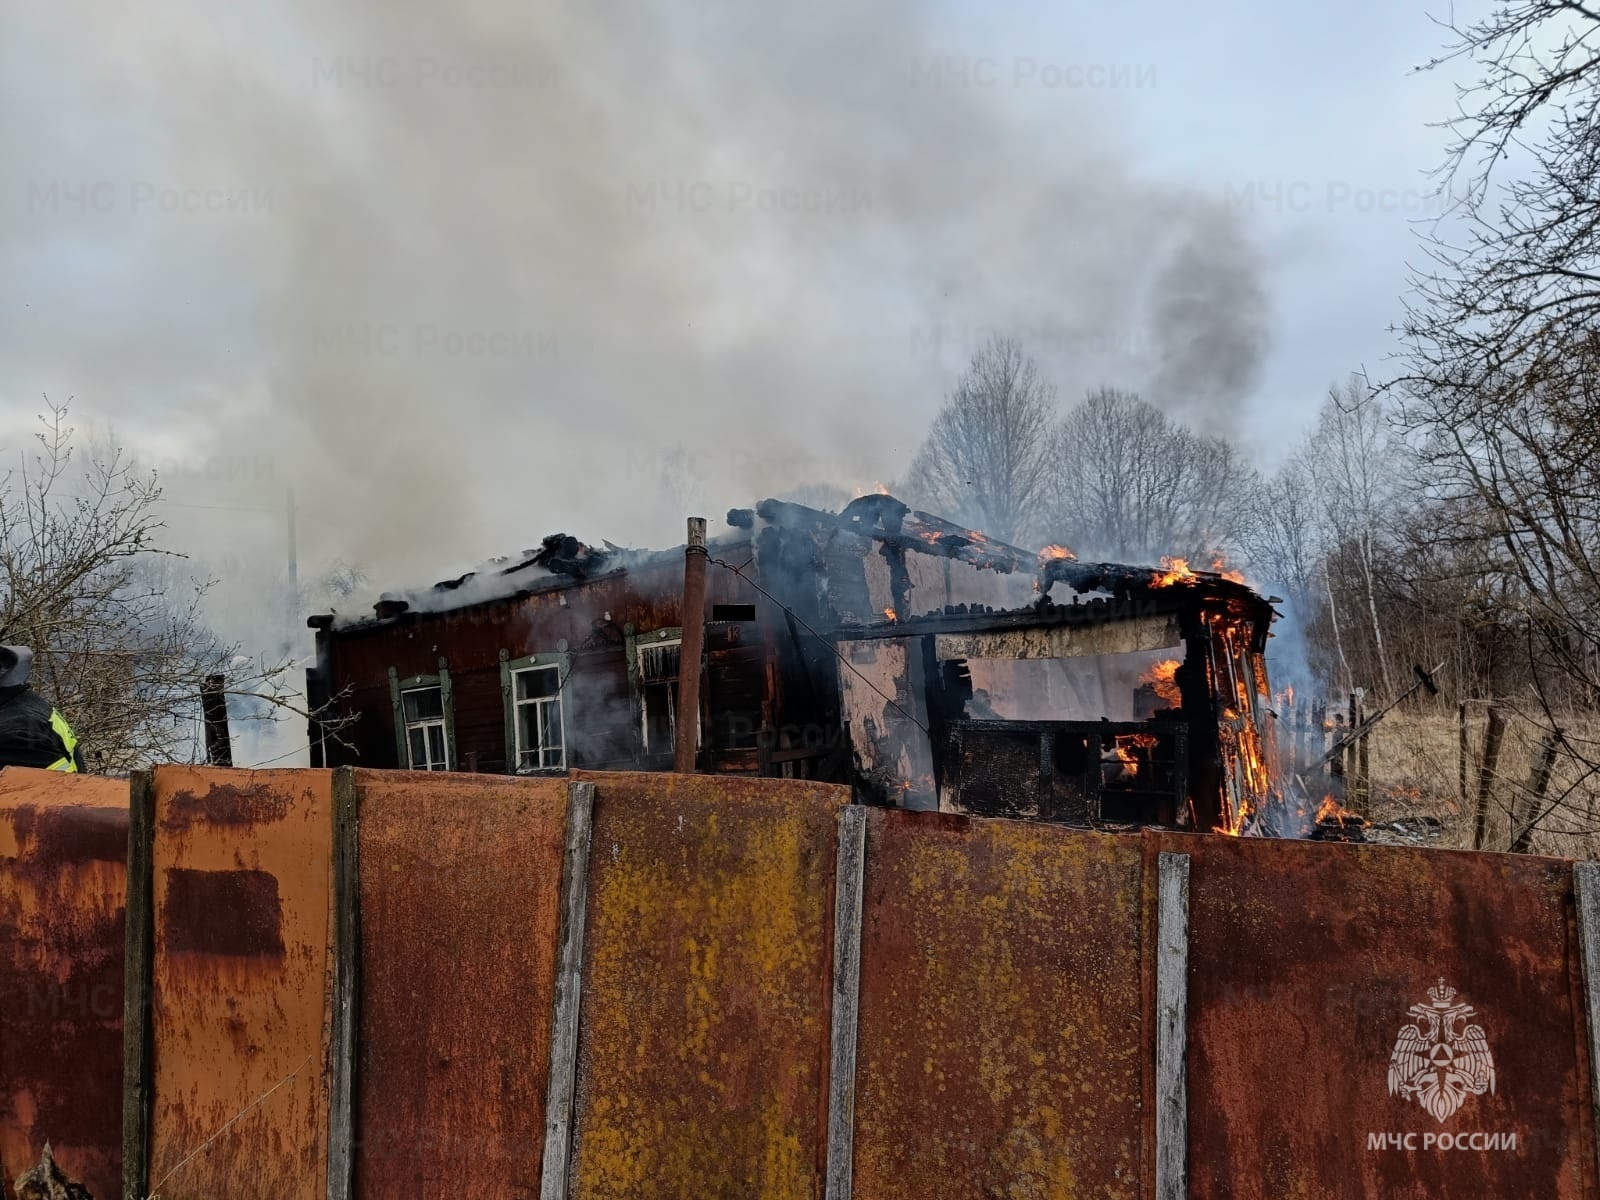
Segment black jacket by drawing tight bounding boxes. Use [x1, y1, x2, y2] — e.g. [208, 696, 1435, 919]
[0, 685, 84, 771]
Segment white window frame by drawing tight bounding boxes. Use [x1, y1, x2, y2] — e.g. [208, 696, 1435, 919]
[402, 685, 450, 771]
[635, 634, 684, 753]
[511, 662, 568, 771]
[628, 629, 703, 757]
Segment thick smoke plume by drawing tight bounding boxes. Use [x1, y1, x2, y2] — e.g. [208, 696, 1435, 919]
[2, 0, 1270, 590]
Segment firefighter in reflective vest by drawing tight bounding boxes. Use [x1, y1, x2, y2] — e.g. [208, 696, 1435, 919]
[0, 645, 84, 772]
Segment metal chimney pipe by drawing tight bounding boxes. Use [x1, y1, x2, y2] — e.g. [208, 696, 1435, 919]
[674, 517, 707, 773]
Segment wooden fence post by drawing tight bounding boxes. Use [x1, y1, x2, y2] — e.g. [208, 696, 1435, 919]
[824, 806, 869, 1200]
[1342, 690, 1369, 816]
[1330, 712, 1346, 786]
[1294, 703, 1308, 777]
[1472, 706, 1506, 850]
[1355, 691, 1371, 816]
[1510, 730, 1561, 854]
[540, 781, 596, 1200]
[1571, 861, 1600, 1184]
[326, 768, 360, 1200]
[1156, 852, 1191, 1200]
[1314, 702, 1326, 779]
[122, 771, 155, 1200]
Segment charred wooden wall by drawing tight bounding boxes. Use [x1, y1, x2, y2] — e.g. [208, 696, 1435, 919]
[312, 540, 842, 779]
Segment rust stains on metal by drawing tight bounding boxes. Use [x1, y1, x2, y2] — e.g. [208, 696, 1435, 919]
[0, 767, 129, 1200]
[567, 771, 846, 1200]
[159, 780, 290, 832]
[1164, 832, 1593, 1200]
[161, 867, 285, 958]
[147, 766, 333, 1200]
[851, 809, 1145, 1200]
[353, 769, 569, 1196]
[6, 804, 127, 876]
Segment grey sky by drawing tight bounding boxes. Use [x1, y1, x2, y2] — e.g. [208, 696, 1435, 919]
[2, 0, 1467, 594]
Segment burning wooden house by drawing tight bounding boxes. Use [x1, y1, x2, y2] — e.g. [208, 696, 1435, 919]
[306, 492, 1277, 831]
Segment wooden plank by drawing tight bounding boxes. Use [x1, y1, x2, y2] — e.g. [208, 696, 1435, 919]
[824, 806, 868, 1200]
[121, 770, 155, 1200]
[1574, 860, 1600, 1183]
[1155, 851, 1190, 1200]
[539, 780, 596, 1200]
[1473, 706, 1507, 850]
[1511, 730, 1561, 853]
[326, 768, 360, 1200]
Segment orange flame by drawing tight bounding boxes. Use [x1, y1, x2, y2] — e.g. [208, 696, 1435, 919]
[1208, 555, 1247, 584]
[1140, 659, 1182, 706]
[883, 607, 897, 622]
[1315, 795, 1364, 826]
[1105, 733, 1157, 781]
[1039, 543, 1077, 562]
[1153, 556, 1197, 586]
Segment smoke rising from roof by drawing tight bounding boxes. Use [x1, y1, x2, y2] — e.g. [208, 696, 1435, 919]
[2, 0, 1271, 586]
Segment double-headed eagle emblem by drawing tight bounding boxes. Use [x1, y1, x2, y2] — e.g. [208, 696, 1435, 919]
[1387, 978, 1496, 1123]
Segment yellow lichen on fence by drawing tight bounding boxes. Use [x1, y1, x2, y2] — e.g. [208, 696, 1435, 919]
[567, 773, 845, 1200]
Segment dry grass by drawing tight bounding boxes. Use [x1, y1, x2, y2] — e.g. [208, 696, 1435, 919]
[1287, 704, 1600, 858]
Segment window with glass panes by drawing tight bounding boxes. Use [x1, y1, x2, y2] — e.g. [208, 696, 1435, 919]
[402, 686, 449, 770]
[512, 663, 566, 770]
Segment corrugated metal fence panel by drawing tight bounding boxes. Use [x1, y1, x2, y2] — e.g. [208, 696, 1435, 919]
[0, 767, 128, 1200]
[147, 766, 334, 1200]
[1174, 833, 1594, 1200]
[851, 810, 1146, 1200]
[567, 772, 847, 1199]
[354, 770, 569, 1196]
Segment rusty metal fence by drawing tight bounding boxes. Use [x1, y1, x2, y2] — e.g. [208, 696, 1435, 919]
[5, 764, 1600, 1198]
[0, 768, 128, 1200]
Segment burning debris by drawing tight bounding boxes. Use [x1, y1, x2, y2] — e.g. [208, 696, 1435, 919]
[1153, 557, 1199, 587]
[743, 491, 1280, 830]
[322, 532, 635, 627]
[1140, 659, 1182, 708]
[525, 532, 613, 578]
[1103, 732, 1159, 783]
[312, 487, 1309, 840]
[1209, 556, 1247, 584]
[1309, 795, 1368, 842]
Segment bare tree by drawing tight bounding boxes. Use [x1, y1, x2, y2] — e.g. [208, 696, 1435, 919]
[1395, 0, 1600, 825]
[1046, 387, 1256, 565]
[1307, 376, 1400, 697]
[903, 335, 1056, 545]
[1237, 458, 1319, 610]
[0, 399, 337, 772]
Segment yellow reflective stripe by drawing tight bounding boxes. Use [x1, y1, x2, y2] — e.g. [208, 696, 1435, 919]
[47, 710, 79, 771]
[49, 709, 77, 752]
